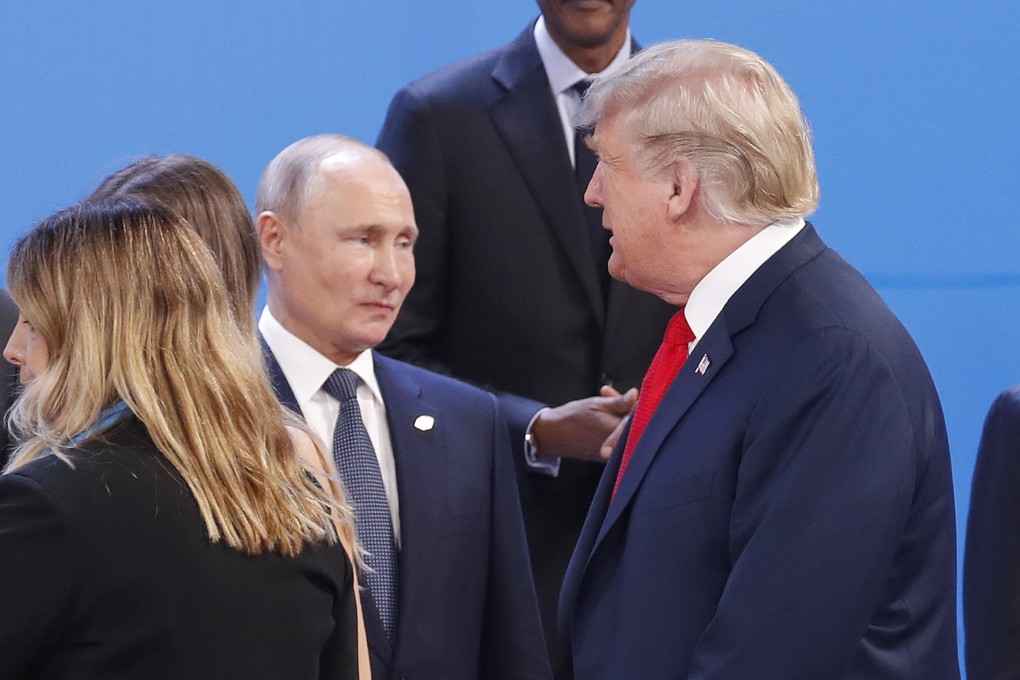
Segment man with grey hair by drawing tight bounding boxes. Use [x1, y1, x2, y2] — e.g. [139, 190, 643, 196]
[558, 40, 959, 678]
[255, 134, 551, 679]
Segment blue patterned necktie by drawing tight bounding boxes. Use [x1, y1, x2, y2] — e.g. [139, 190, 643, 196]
[323, 367, 399, 643]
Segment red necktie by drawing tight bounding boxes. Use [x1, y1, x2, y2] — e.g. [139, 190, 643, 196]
[612, 310, 695, 499]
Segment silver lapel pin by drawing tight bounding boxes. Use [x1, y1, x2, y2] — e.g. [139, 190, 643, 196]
[695, 354, 710, 375]
[414, 415, 435, 432]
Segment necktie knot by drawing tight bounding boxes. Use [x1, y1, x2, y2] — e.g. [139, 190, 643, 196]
[323, 367, 359, 403]
[664, 310, 695, 348]
[570, 79, 593, 100]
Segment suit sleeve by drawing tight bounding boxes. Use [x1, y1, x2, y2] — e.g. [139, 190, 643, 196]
[687, 328, 952, 678]
[479, 396, 553, 680]
[0, 472, 74, 679]
[964, 386, 1020, 680]
[376, 88, 548, 474]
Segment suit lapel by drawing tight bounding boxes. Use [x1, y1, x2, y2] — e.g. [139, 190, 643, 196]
[372, 353, 445, 662]
[587, 223, 829, 557]
[259, 335, 301, 416]
[591, 327, 735, 554]
[488, 27, 606, 327]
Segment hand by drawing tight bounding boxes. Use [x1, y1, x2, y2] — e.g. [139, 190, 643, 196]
[530, 386, 638, 462]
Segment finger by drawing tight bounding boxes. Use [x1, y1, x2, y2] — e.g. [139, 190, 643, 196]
[599, 384, 622, 398]
[603, 387, 639, 415]
[600, 416, 629, 460]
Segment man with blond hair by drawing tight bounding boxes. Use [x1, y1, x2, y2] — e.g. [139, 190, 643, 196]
[558, 40, 959, 679]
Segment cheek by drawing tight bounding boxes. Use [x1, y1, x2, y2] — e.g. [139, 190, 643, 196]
[398, 254, 416, 288]
[28, 338, 49, 372]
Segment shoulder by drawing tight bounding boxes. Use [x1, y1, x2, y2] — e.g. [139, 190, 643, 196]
[7, 417, 174, 516]
[374, 353, 498, 418]
[988, 385, 1020, 419]
[388, 26, 534, 110]
[403, 48, 503, 99]
[978, 385, 1020, 452]
[286, 425, 330, 477]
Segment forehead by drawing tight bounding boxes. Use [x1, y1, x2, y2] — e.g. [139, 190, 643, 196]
[301, 158, 415, 229]
[589, 111, 631, 157]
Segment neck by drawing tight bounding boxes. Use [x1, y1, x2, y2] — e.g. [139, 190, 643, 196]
[562, 38, 626, 74]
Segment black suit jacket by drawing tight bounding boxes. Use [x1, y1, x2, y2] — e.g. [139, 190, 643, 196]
[0, 415, 358, 680]
[263, 346, 551, 680]
[376, 23, 674, 666]
[0, 289, 21, 466]
[560, 225, 959, 678]
[964, 384, 1020, 679]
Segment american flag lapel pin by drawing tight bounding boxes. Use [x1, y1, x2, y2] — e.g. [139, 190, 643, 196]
[695, 354, 710, 375]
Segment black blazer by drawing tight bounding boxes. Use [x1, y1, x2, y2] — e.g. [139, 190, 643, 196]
[0, 415, 358, 680]
[376, 23, 674, 667]
[964, 384, 1020, 679]
[0, 289, 20, 466]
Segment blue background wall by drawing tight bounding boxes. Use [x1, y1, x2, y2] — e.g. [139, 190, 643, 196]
[2, 1, 1018, 669]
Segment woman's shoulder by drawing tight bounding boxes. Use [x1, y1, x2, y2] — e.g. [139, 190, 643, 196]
[7, 416, 177, 511]
[286, 425, 331, 476]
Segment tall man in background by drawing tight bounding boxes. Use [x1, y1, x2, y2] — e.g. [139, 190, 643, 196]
[376, 3, 673, 670]
[558, 40, 959, 678]
[256, 135, 550, 679]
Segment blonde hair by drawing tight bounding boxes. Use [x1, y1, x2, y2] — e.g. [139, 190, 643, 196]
[6, 198, 340, 557]
[89, 155, 261, 334]
[580, 39, 820, 227]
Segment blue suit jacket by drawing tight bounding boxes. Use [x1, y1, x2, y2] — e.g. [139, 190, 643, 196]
[263, 346, 551, 680]
[558, 225, 960, 679]
[964, 385, 1020, 679]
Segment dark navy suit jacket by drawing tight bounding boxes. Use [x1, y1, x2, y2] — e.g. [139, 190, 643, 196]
[263, 346, 551, 680]
[376, 24, 674, 669]
[964, 384, 1020, 679]
[559, 225, 960, 679]
[0, 415, 357, 679]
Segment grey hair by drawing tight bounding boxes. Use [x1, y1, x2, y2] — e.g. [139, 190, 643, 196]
[579, 39, 819, 227]
[256, 134, 391, 220]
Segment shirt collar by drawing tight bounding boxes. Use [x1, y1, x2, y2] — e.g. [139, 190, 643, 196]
[685, 218, 806, 345]
[534, 15, 632, 96]
[258, 307, 384, 406]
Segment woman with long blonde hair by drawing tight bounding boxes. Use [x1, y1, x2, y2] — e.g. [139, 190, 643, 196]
[88, 154, 370, 677]
[0, 199, 358, 679]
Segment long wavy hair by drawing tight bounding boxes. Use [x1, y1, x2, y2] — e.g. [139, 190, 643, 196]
[6, 198, 339, 556]
[89, 154, 261, 333]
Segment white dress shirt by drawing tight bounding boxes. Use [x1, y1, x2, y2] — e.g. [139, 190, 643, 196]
[684, 218, 807, 351]
[534, 16, 632, 167]
[259, 307, 402, 546]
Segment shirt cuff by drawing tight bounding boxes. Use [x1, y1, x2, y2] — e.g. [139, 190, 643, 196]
[523, 408, 561, 477]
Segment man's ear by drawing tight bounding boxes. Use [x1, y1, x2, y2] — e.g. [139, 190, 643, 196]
[256, 211, 286, 272]
[666, 164, 698, 223]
